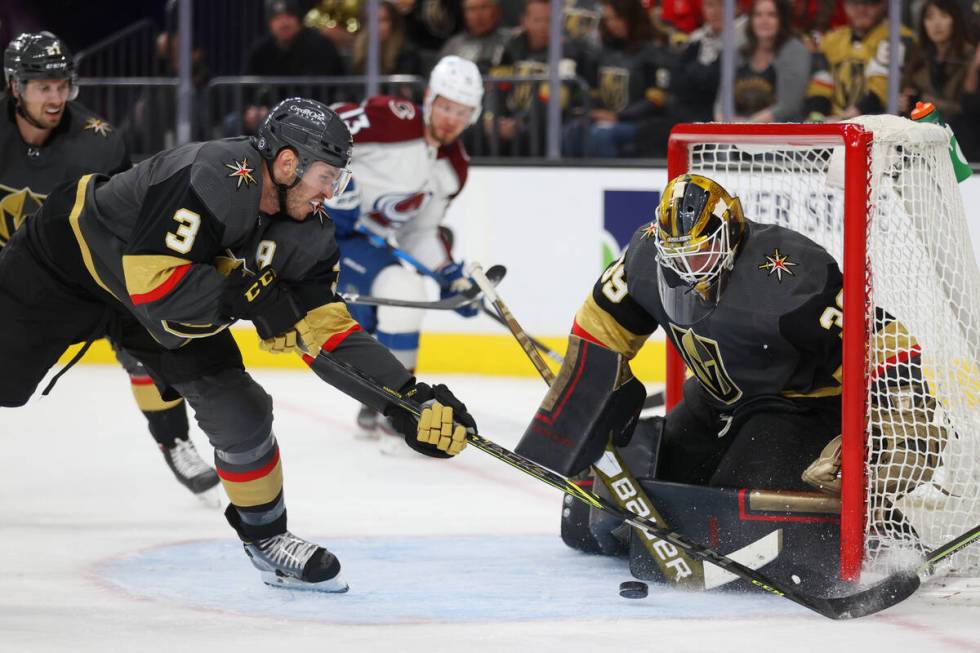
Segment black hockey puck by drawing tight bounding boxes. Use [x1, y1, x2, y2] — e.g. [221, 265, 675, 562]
[619, 580, 648, 599]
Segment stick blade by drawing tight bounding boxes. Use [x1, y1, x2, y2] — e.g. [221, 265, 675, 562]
[817, 571, 920, 620]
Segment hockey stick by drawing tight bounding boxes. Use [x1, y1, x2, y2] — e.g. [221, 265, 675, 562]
[479, 302, 565, 366]
[466, 262, 704, 587]
[303, 348, 973, 619]
[341, 265, 507, 310]
[476, 291, 666, 408]
[354, 224, 450, 285]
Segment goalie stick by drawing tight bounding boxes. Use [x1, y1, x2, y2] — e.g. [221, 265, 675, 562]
[303, 347, 979, 618]
[342, 265, 507, 310]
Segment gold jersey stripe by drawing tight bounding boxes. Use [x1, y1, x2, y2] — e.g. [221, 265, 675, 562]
[782, 385, 843, 399]
[219, 462, 284, 507]
[304, 302, 361, 350]
[574, 295, 648, 359]
[122, 253, 193, 297]
[130, 382, 183, 412]
[68, 174, 119, 300]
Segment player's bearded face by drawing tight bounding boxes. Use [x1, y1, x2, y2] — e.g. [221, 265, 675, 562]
[428, 96, 473, 145]
[17, 79, 72, 129]
[285, 160, 351, 221]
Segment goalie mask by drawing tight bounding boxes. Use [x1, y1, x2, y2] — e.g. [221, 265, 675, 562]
[653, 174, 745, 325]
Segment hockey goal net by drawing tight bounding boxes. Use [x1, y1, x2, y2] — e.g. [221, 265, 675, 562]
[665, 117, 980, 581]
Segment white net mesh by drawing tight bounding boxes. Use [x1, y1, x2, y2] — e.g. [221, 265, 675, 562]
[682, 117, 980, 576]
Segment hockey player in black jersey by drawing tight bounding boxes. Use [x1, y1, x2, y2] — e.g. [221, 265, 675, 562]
[0, 97, 478, 592]
[1, 31, 220, 502]
[516, 173, 855, 581]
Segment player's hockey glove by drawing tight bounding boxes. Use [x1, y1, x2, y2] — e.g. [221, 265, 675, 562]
[438, 261, 479, 318]
[220, 267, 306, 340]
[322, 180, 360, 239]
[385, 382, 477, 457]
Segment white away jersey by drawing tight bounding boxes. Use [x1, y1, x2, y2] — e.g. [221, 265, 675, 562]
[330, 96, 469, 270]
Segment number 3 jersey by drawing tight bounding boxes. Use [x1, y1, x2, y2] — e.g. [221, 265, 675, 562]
[53, 137, 369, 359]
[573, 219, 846, 411]
[328, 96, 469, 270]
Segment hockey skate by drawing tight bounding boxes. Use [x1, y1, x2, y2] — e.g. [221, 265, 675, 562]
[354, 404, 381, 440]
[227, 508, 348, 593]
[160, 437, 222, 508]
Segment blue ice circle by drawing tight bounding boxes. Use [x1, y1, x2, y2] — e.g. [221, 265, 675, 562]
[98, 534, 798, 624]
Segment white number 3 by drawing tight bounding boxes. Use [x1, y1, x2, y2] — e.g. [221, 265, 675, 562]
[165, 208, 200, 254]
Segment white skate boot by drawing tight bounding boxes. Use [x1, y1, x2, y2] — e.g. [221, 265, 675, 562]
[227, 507, 348, 593]
[160, 437, 222, 508]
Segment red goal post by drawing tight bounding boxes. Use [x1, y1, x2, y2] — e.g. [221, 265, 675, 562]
[663, 120, 977, 582]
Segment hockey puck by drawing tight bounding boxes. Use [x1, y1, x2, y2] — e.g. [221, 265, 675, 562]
[619, 580, 649, 599]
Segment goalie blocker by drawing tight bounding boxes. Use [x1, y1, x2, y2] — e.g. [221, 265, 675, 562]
[516, 336, 646, 477]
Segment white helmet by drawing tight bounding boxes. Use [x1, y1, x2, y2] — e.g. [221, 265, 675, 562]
[424, 55, 484, 126]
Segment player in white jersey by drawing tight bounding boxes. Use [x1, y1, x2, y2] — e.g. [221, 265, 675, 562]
[327, 56, 484, 449]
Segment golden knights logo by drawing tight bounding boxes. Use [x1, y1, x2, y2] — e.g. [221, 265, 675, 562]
[599, 66, 629, 113]
[509, 60, 547, 113]
[83, 117, 113, 137]
[669, 324, 743, 404]
[0, 184, 45, 246]
[831, 58, 867, 112]
[224, 158, 256, 189]
[758, 248, 797, 281]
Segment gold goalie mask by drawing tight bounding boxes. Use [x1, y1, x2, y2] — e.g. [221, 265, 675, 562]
[653, 174, 746, 325]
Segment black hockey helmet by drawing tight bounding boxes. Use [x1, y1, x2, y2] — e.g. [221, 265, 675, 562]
[256, 98, 351, 172]
[4, 32, 77, 91]
[254, 98, 353, 213]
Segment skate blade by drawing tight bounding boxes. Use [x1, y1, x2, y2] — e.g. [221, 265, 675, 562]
[194, 485, 223, 509]
[260, 571, 349, 593]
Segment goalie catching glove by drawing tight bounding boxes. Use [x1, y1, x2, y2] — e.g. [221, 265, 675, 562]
[385, 382, 476, 457]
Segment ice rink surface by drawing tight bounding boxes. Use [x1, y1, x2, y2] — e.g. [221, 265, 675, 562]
[2, 366, 978, 652]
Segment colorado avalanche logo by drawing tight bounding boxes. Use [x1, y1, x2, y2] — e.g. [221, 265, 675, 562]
[372, 191, 431, 227]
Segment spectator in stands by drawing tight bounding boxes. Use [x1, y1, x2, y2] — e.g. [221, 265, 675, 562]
[351, 0, 424, 98]
[123, 30, 210, 153]
[804, 0, 915, 120]
[787, 0, 847, 47]
[899, 0, 975, 119]
[563, 0, 675, 157]
[240, 0, 347, 134]
[438, 0, 512, 71]
[480, 0, 594, 154]
[719, 0, 811, 121]
[397, 0, 465, 51]
[950, 41, 980, 159]
[668, 0, 742, 122]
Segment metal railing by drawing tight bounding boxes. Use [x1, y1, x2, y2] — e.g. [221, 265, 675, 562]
[75, 78, 180, 160]
[202, 74, 591, 158]
[202, 75, 425, 139]
[74, 19, 160, 78]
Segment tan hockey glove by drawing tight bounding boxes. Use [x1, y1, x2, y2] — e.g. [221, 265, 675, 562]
[258, 318, 316, 355]
[385, 383, 476, 457]
[802, 434, 842, 495]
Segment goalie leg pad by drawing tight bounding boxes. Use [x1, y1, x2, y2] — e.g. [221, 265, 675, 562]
[516, 336, 645, 476]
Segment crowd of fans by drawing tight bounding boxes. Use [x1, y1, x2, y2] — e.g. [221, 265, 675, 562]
[81, 0, 980, 159]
